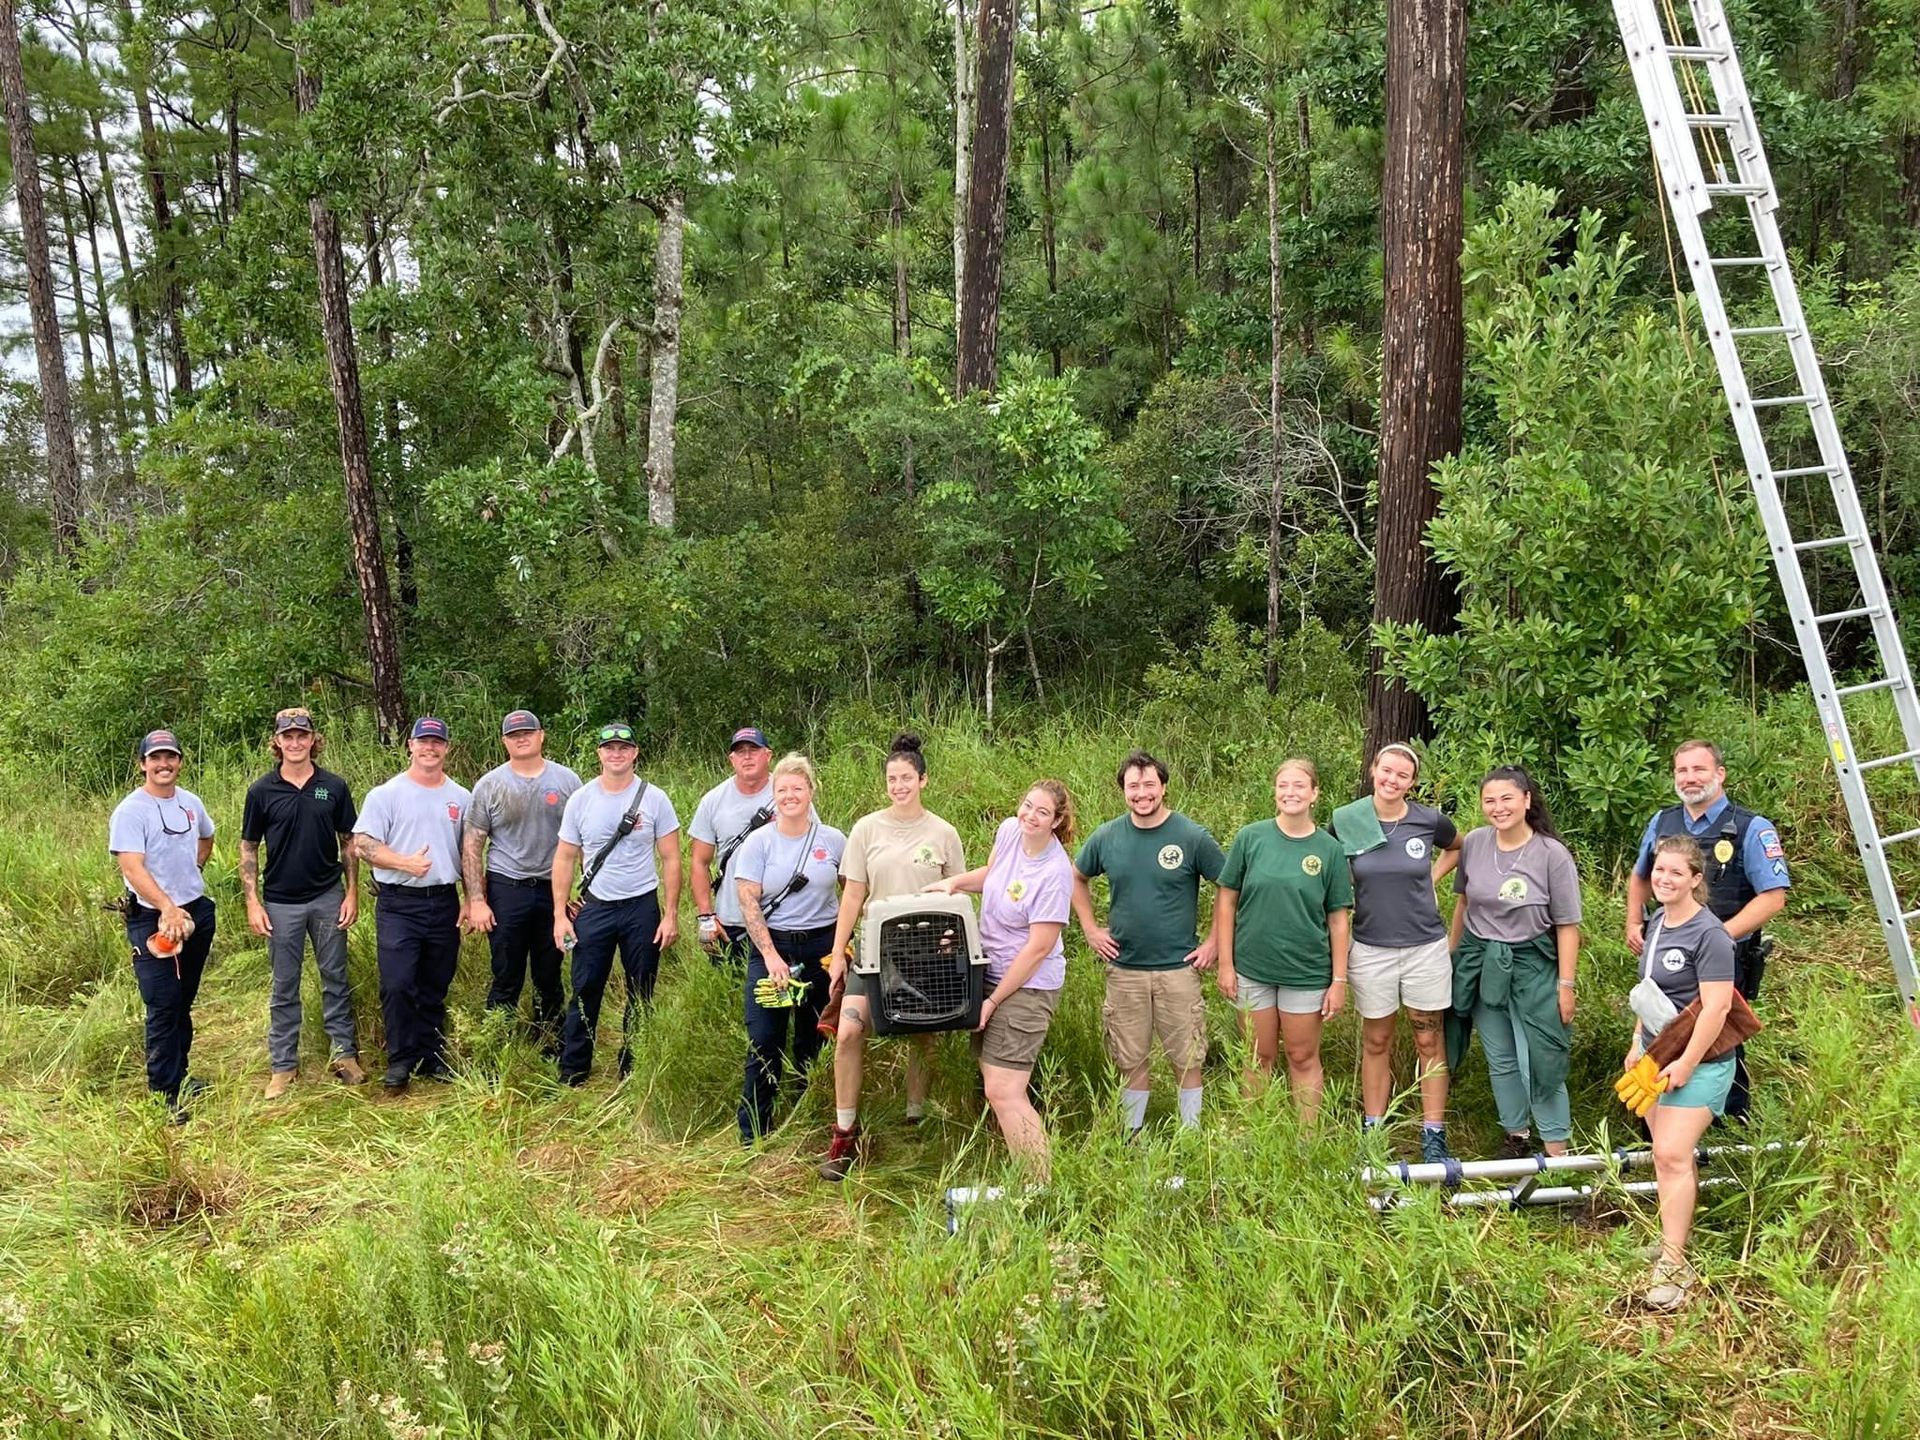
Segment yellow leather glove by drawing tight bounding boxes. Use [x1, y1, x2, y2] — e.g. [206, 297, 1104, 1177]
[1613, 1054, 1668, 1117]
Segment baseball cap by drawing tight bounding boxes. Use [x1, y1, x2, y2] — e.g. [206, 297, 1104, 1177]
[274, 708, 317, 735]
[139, 728, 183, 758]
[501, 709, 542, 736]
[729, 726, 771, 751]
[410, 716, 451, 742]
[594, 721, 638, 746]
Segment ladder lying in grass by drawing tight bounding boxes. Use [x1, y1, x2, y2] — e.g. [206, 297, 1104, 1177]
[1612, 0, 1920, 1031]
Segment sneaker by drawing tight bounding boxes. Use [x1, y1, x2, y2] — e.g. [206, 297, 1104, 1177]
[381, 1061, 412, 1091]
[1420, 1127, 1452, 1164]
[264, 1070, 298, 1100]
[1644, 1257, 1698, 1311]
[817, 1124, 861, 1182]
[329, 1055, 368, 1086]
[1497, 1132, 1534, 1161]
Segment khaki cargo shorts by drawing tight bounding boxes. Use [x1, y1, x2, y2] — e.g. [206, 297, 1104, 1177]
[971, 985, 1061, 1071]
[1102, 964, 1207, 1074]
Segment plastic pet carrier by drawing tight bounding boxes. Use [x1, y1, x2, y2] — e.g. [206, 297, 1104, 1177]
[856, 894, 988, 1035]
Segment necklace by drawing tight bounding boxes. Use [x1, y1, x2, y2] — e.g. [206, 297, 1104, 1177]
[1492, 830, 1532, 874]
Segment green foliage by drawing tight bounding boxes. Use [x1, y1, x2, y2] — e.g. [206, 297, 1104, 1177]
[1379, 185, 1771, 852]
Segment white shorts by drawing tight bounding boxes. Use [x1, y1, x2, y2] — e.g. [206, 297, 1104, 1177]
[1348, 937, 1452, 1019]
[1235, 979, 1326, 1015]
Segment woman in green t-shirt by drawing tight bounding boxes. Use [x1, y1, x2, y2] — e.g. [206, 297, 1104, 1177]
[1214, 757, 1352, 1122]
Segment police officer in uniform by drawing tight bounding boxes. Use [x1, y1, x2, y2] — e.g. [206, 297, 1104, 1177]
[1626, 738, 1789, 1122]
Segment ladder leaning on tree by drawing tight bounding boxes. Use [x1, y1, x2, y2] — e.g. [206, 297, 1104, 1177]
[1612, 0, 1920, 1032]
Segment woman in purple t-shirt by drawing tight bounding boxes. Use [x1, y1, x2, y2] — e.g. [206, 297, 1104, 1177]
[927, 779, 1076, 1176]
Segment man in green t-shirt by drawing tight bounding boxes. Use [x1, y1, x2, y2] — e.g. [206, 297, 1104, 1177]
[1073, 750, 1227, 1133]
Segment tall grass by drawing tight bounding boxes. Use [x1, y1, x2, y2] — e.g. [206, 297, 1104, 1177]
[1, 708, 1917, 1437]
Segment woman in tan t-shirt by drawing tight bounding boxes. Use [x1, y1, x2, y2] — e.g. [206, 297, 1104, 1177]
[817, 732, 966, 1181]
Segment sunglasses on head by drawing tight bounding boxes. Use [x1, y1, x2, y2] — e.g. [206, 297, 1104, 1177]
[598, 727, 635, 744]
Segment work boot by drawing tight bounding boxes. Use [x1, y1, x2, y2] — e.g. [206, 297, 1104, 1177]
[381, 1061, 412, 1091]
[263, 1070, 297, 1101]
[1497, 1132, 1534, 1161]
[817, 1124, 862, 1182]
[415, 1057, 455, 1083]
[1420, 1127, 1452, 1164]
[1644, 1257, 1698, 1311]
[329, 1055, 368, 1086]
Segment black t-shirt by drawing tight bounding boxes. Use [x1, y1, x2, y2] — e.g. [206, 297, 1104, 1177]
[241, 766, 359, 904]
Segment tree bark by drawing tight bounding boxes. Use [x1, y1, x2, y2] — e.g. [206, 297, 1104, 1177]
[952, 0, 975, 340]
[119, 0, 191, 404]
[1365, 0, 1465, 759]
[74, 158, 132, 453]
[1265, 80, 1285, 696]
[956, 0, 1017, 399]
[85, 100, 156, 427]
[53, 161, 108, 484]
[1, 0, 83, 555]
[645, 189, 685, 529]
[291, 0, 407, 742]
[363, 212, 417, 617]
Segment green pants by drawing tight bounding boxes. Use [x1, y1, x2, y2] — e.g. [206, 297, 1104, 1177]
[1447, 930, 1572, 1142]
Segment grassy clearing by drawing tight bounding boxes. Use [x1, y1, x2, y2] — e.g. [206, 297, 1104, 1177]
[1, 711, 1917, 1438]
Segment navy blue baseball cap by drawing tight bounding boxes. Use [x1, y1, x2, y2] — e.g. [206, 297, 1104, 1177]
[729, 726, 771, 751]
[594, 720, 638, 747]
[139, 728, 183, 757]
[501, 709, 542, 735]
[410, 716, 451, 742]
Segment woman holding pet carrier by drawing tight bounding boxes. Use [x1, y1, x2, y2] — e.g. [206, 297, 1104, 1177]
[732, 754, 845, 1145]
[817, 733, 967, 1181]
[927, 780, 1077, 1177]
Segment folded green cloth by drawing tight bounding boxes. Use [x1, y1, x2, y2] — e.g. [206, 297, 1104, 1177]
[1446, 930, 1571, 1108]
[1330, 796, 1388, 858]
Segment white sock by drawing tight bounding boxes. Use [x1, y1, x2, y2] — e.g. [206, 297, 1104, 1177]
[835, 1108, 858, 1130]
[1121, 1089, 1150, 1130]
[1177, 1086, 1203, 1127]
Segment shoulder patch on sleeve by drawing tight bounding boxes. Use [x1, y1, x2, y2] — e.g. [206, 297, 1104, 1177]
[1758, 826, 1784, 859]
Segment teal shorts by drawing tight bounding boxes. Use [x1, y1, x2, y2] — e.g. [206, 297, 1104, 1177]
[1658, 1055, 1736, 1114]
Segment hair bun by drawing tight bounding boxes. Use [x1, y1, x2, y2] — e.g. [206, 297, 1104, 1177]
[888, 731, 924, 755]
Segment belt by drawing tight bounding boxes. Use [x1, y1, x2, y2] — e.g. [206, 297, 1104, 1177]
[377, 882, 458, 898]
[769, 926, 833, 944]
[487, 873, 551, 890]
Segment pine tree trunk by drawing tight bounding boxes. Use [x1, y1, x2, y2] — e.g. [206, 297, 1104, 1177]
[1365, 0, 1465, 759]
[119, 0, 191, 404]
[645, 189, 685, 530]
[1, 0, 83, 555]
[86, 103, 156, 427]
[1265, 84, 1286, 696]
[291, 0, 406, 742]
[54, 162, 107, 484]
[75, 159, 132, 452]
[952, 0, 975, 340]
[956, 0, 1017, 399]
[363, 213, 417, 617]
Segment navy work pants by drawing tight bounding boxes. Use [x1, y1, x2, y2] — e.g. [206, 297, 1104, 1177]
[739, 924, 835, 1143]
[375, 884, 462, 1073]
[559, 891, 662, 1082]
[484, 875, 563, 1047]
[127, 895, 217, 1103]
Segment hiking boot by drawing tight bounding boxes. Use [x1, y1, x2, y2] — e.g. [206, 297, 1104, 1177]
[381, 1061, 412, 1091]
[817, 1124, 861, 1182]
[1644, 1257, 1698, 1311]
[264, 1070, 297, 1100]
[1497, 1132, 1535, 1162]
[329, 1055, 367, 1086]
[415, 1058, 455, 1084]
[1420, 1127, 1452, 1164]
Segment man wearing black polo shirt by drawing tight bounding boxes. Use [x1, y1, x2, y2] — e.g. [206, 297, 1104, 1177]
[241, 708, 366, 1096]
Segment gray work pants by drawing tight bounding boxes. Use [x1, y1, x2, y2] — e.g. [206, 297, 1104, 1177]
[266, 885, 359, 1070]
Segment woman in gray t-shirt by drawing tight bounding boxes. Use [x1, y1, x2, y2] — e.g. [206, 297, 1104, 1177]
[1627, 835, 1738, 1311]
[1447, 766, 1583, 1160]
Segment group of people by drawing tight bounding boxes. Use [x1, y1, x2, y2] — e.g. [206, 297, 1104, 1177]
[109, 716, 1788, 1309]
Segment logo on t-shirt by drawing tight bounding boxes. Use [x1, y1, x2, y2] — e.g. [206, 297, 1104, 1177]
[1713, 839, 1735, 864]
[913, 844, 939, 866]
[1157, 844, 1185, 871]
[447, 803, 462, 822]
[1660, 949, 1687, 973]
[1007, 879, 1028, 901]
[812, 846, 831, 862]
[545, 790, 560, 806]
[1301, 854, 1323, 877]
[314, 787, 331, 801]
[183, 809, 197, 826]
[1498, 876, 1529, 902]
[1405, 837, 1427, 859]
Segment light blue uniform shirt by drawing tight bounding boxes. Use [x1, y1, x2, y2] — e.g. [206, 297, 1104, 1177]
[560, 778, 681, 901]
[354, 774, 472, 888]
[1632, 794, 1790, 893]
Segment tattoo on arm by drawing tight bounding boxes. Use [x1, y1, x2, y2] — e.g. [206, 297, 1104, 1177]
[462, 829, 488, 900]
[239, 841, 260, 901]
[737, 881, 774, 957]
[341, 834, 359, 889]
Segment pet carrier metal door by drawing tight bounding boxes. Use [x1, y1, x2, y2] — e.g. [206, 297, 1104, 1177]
[855, 894, 988, 1035]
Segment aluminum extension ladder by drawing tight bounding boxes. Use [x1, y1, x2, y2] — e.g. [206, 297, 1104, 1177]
[1613, 0, 1920, 1030]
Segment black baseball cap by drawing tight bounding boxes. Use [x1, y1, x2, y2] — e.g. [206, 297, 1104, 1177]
[139, 728, 183, 758]
[501, 709, 542, 735]
[595, 721, 638, 746]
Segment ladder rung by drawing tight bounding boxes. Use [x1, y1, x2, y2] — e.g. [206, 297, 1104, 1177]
[1792, 534, 1858, 553]
[1729, 325, 1795, 337]
[1750, 394, 1817, 409]
[1880, 826, 1920, 848]
[1665, 45, 1730, 61]
[1771, 464, 1841, 479]
[1684, 112, 1742, 128]
[1857, 744, 1920, 769]
[1814, 606, 1880, 624]
[1710, 256, 1772, 268]
[1703, 182, 1770, 197]
[1902, 908, 1920, 924]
